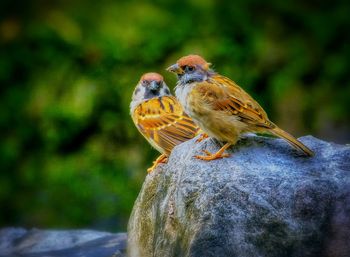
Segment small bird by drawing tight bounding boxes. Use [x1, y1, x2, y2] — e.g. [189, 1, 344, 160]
[130, 72, 200, 172]
[167, 55, 314, 160]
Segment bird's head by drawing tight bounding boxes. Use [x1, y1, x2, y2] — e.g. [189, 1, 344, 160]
[167, 55, 213, 84]
[132, 72, 171, 103]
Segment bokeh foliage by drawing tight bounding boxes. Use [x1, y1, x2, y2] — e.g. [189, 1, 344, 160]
[0, 0, 349, 231]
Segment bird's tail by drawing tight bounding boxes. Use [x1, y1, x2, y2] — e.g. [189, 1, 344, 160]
[270, 126, 314, 157]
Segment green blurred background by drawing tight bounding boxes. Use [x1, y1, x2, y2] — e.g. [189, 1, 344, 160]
[0, 0, 349, 232]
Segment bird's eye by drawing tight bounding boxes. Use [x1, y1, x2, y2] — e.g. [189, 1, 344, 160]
[142, 80, 149, 86]
[185, 66, 194, 72]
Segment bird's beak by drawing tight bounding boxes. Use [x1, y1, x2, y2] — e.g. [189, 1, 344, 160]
[149, 81, 160, 91]
[166, 63, 183, 74]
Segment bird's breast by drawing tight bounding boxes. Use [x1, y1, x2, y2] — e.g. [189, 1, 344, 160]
[176, 84, 210, 117]
[175, 84, 193, 114]
[176, 83, 246, 143]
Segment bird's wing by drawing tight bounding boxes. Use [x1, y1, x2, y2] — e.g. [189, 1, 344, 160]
[196, 74, 275, 129]
[132, 96, 200, 155]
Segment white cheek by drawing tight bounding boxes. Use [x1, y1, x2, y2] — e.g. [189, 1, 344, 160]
[134, 87, 145, 99]
[130, 87, 146, 113]
[160, 87, 171, 96]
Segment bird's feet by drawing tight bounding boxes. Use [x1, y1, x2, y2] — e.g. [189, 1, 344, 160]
[147, 154, 168, 173]
[195, 150, 230, 161]
[194, 142, 231, 161]
[195, 133, 209, 143]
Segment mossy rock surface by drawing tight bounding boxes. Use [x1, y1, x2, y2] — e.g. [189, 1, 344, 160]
[127, 135, 350, 257]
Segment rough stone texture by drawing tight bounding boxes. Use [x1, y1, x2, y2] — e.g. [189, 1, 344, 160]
[0, 228, 126, 257]
[127, 135, 350, 257]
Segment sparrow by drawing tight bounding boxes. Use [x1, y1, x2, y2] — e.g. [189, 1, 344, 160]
[130, 72, 200, 172]
[167, 55, 314, 160]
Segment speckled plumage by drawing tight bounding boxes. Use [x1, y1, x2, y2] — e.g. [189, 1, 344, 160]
[169, 55, 314, 159]
[130, 73, 200, 171]
[132, 95, 200, 155]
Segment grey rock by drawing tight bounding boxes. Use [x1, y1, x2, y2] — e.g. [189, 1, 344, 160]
[127, 135, 350, 257]
[0, 228, 126, 257]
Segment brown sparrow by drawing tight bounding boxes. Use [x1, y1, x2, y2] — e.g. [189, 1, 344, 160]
[167, 55, 314, 160]
[130, 72, 200, 172]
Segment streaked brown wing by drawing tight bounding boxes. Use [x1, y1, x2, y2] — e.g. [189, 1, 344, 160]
[196, 74, 275, 129]
[132, 96, 200, 155]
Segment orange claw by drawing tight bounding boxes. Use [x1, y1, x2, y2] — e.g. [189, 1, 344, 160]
[147, 154, 168, 173]
[195, 143, 231, 161]
[196, 133, 209, 143]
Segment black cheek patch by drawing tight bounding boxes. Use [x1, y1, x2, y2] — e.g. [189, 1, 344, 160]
[164, 89, 170, 94]
[134, 88, 140, 95]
